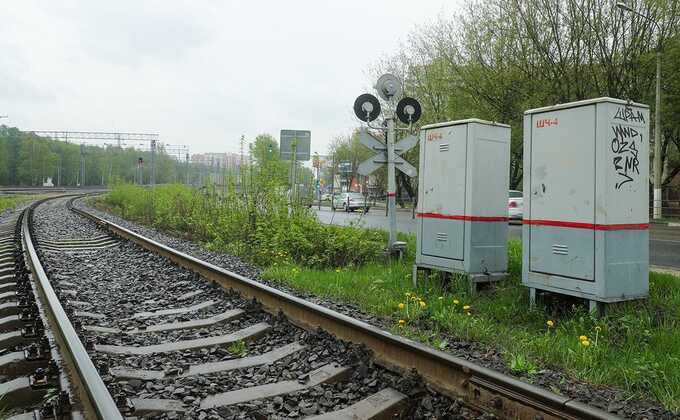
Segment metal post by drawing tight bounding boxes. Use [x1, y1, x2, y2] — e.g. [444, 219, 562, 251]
[653, 49, 662, 219]
[57, 154, 62, 187]
[616, 2, 663, 219]
[150, 140, 156, 188]
[386, 115, 397, 248]
[291, 141, 297, 206]
[185, 153, 190, 185]
[79, 144, 85, 188]
[331, 155, 336, 210]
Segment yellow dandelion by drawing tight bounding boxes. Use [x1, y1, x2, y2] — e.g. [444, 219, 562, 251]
[463, 305, 471, 311]
[453, 299, 460, 305]
[398, 303, 405, 310]
[581, 339, 590, 347]
[398, 319, 406, 326]
[335, 268, 341, 273]
[466, 312, 471, 316]
[579, 335, 588, 342]
[419, 301, 426, 309]
[546, 320, 554, 328]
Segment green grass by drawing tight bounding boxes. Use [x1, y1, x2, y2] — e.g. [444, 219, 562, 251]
[262, 238, 680, 411]
[98, 185, 680, 411]
[0, 194, 35, 213]
[99, 184, 387, 269]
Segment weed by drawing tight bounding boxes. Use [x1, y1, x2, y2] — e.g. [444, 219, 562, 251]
[227, 340, 248, 357]
[99, 184, 385, 269]
[0, 194, 35, 213]
[509, 353, 538, 375]
[262, 242, 680, 411]
[101, 184, 680, 411]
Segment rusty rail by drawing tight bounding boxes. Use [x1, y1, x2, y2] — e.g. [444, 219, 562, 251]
[69, 197, 621, 420]
[23, 197, 122, 420]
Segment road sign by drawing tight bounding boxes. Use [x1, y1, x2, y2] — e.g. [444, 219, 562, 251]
[395, 134, 418, 153]
[394, 155, 417, 177]
[339, 161, 352, 173]
[280, 130, 311, 161]
[357, 152, 417, 177]
[357, 154, 384, 176]
[359, 129, 386, 151]
[357, 129, 418, 178]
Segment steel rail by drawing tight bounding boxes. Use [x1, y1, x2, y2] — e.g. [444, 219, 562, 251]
[23, 199, 123, 420]
[69, 198, 621, 420]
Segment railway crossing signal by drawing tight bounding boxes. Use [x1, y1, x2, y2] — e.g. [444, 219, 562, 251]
[352, 73, 422, 254]
[357, 130, 417, 178]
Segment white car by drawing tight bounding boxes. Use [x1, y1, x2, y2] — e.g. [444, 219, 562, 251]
[508, 190, 523, 222]
[332, 192, 369, 212]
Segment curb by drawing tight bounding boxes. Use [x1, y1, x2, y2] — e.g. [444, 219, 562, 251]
[650, 265, 680, 277]
[649, 221, 680, 227]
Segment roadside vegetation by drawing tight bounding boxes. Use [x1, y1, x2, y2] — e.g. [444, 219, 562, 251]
[100, 183, 680, 411]
[0, 194, 35, 213]
[101, 183, 385, 269]
[265, 242, 680, 411]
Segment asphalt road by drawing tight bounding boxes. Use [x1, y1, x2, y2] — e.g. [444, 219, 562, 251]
[313, 207, 680, 271]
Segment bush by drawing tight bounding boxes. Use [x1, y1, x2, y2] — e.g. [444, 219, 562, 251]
[100, 183, 385, 269]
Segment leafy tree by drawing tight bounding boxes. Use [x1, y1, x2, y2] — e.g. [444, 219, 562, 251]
[371, 0, 680, 188]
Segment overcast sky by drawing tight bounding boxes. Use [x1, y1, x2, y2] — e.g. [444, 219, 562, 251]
[1, 1, 458, 155]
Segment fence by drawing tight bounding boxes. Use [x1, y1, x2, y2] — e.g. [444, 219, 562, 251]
[651, 186, 680, 220]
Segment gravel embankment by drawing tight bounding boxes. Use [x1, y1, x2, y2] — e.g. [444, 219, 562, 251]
[74, 197, 679, 420]
[34, 197, 480, 419]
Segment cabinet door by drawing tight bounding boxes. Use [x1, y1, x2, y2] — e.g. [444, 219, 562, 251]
[529, 106, 595, 281]
[421, 125, 467, 260]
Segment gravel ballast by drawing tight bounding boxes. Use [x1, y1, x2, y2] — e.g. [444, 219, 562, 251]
[73, 197, 680, 420]
[32, 197, 481, 419]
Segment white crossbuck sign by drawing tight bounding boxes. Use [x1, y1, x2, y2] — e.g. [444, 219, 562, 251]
[357, 129, 418, 177]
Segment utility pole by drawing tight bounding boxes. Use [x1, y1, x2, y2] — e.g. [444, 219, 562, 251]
[150, 139, 157, 187]
[617, 1, 663, 219]
[242, 134, 246, 191]
[57, 154, 62, 187]
[331, 154, 336, 208]
[137, 157, 144, 185]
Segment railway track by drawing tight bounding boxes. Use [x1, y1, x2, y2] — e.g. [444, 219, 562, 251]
[0, 194, 623, 419]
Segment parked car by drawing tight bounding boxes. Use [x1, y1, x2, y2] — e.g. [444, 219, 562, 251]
[332, 192, 369, 212]
[508, 190, 523, 222]
[320, 193, 332, 201]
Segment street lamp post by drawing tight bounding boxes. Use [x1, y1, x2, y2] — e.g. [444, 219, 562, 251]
[617, 1, 663, 219]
